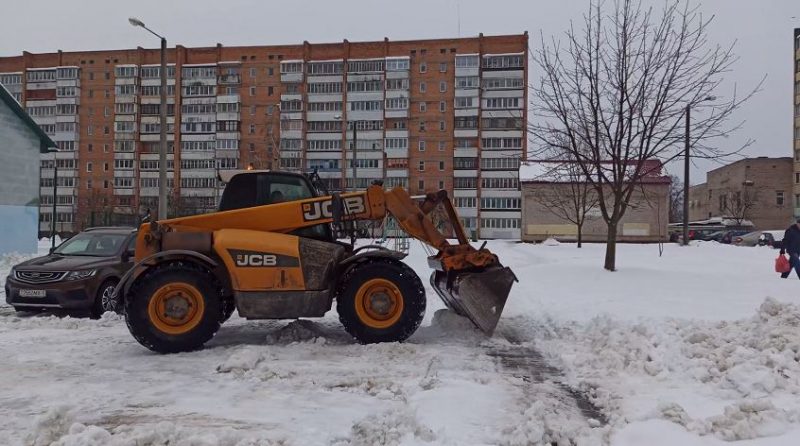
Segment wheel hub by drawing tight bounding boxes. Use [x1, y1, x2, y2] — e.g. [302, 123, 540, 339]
[369, 292, 393, 315]
[163, 294, 191, 320]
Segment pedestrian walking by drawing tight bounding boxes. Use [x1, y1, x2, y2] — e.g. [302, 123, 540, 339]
[780, 219, 800, 279]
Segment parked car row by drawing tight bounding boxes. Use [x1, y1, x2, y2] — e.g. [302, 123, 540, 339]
[667, 228, 785, 248]
[4, 227, 137, 318]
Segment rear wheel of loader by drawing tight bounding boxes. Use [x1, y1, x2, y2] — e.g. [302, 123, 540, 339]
[125, 264, 222, 353]
[336, 259, 425, 344]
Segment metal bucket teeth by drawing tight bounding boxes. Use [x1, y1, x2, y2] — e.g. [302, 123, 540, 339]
[430, 266, 517, 335]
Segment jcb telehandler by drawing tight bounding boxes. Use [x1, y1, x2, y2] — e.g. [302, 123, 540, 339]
[115, 170, 516, 353]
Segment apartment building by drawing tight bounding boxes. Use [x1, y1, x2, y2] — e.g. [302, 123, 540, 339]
[0, 33, 528, 239]
[794, 28, 800, 218]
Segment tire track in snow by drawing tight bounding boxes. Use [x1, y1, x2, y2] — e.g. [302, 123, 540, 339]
[487, 339, 608, 425]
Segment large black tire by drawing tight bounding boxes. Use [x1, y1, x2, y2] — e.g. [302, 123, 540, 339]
[221, 296, 236, 323]
[125, 264, 222, 354]
[91, 279, 120, 319]
[335, 259, 426, 344]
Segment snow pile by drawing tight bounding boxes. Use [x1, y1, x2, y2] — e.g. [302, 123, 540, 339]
[657, 400, 800, 441]
[41, 421, 286, 446]
[414, 309, 485, 343]
[532, 297, 800, 441]
[216, 346, 295, 382]
[541, 237, 561, 246]
[27, 405, 74, 446]
[333, 408, 436, 446]
[264, 319, 328, 345]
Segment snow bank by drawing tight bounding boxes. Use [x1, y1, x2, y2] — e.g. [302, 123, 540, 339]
[532, 297, 800, 442]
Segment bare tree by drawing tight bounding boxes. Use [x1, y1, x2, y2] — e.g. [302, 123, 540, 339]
[532, 0, 758, 270]
[721, 186, 757, 226]
[668, 175, 683, 223]
[532, 160, 599, 248]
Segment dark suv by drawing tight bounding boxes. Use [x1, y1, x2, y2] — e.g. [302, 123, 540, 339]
[5, 227, 137, 317]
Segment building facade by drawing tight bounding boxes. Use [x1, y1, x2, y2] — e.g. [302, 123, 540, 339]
[794, 28, 800, 219]
[0, 84, 57, 254]
[519, 161, 670, 243]
[688, 157, 793, 230]
[0, 33, 528, 239]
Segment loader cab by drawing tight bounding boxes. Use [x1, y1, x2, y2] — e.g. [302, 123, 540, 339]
[218, 170, 332, 241]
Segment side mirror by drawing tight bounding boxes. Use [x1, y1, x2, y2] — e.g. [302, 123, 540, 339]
[122, 249, 135, 261]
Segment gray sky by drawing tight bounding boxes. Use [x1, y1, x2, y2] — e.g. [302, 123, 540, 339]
[1, 0, 797, 184]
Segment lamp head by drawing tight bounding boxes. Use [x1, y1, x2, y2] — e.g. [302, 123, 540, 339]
[128, 17, 145, 28]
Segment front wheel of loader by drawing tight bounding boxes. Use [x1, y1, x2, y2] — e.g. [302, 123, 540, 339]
[125, 264, 222, 354]
[336, 259, 426, 344]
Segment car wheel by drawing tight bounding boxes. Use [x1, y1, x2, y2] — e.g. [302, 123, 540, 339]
[91, 279, 120, 319]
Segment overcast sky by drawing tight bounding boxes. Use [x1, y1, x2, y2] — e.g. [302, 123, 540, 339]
[1, 0, 797, 184]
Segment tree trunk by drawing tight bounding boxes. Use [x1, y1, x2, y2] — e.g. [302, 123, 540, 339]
[604, 221, 618, 271]
[577, 222, 583, 248]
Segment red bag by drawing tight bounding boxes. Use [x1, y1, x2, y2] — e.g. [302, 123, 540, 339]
[776, 255, 791, 273]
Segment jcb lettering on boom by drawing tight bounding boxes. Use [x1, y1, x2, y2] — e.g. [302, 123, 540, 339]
[302, 196, 366, 222]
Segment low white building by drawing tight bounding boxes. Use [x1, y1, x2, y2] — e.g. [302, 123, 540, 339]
[0, 85, 57, 254]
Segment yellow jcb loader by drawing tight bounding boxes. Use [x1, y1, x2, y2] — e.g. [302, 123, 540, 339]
[115, 170, 517, 353]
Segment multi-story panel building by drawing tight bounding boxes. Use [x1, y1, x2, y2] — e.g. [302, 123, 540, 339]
[0, 33, 527, 239]
[794, 28, 800, 218]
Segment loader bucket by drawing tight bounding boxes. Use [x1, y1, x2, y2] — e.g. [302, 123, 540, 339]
[430, 266, 517, 335]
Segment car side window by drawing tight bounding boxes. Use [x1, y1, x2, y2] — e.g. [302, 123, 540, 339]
[127, 235, 137, 252]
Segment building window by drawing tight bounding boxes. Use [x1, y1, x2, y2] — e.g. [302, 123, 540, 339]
[796, 194, 800, 207]
[419, 121, 426, 131]
[777, 191, 785, 206]
[419, 140, 426, 151]
[439, 81, 447, 93]
[250, 86, 256, 96]
[439, 161, 445, 171]
[439, 121, 446, 131]
[420, 82, 427, 93]
[419, 62, 427, 73]
[796, 173, 800, 184]
[86, 162, 92, 172]
[104, 162, 109, 171]
[439, 62, 447, 73]
[87, 125, 93, 135]
[104, 126, 109, 135]
[418, 180, 425, 191]
[87, 179, 92, 189]
[438, 141, 446, 151]
[250, 67, 257, 78]
[419, 102, 427, 112]
[418, 161, 425, 172]
[268, 67, 274, 75]
[88, 143, 93, 152]
[250, 124, 256, 134]
[439, 101, 446, 112]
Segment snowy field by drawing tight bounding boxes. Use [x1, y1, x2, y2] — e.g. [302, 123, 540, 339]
[2, 239, 800, 445]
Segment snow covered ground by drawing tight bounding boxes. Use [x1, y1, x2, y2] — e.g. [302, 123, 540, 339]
[1, 239, 800, 445]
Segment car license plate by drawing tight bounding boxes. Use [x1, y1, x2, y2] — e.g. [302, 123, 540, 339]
[19, 289, 46, 298]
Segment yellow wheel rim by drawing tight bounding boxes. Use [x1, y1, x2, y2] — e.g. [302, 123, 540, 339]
[147, 282, 205, 335]
[354, 278, 404, 329]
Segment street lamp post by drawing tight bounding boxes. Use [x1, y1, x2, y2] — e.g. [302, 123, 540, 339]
[129, 17, 168, 221]
[682, 96, 716, 246]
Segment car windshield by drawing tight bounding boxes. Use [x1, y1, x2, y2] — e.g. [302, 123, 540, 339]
[54, 232, 128, 256]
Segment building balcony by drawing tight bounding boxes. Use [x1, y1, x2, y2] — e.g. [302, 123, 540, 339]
[218, 74, 241, 84]
[217, 94, 240, 104]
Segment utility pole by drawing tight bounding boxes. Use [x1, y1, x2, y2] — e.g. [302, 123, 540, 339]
[352, 121, 358, 192]
[682, 104, 690, 246]
[682, 96, 715, 246]
[51, 156, 57, 250]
